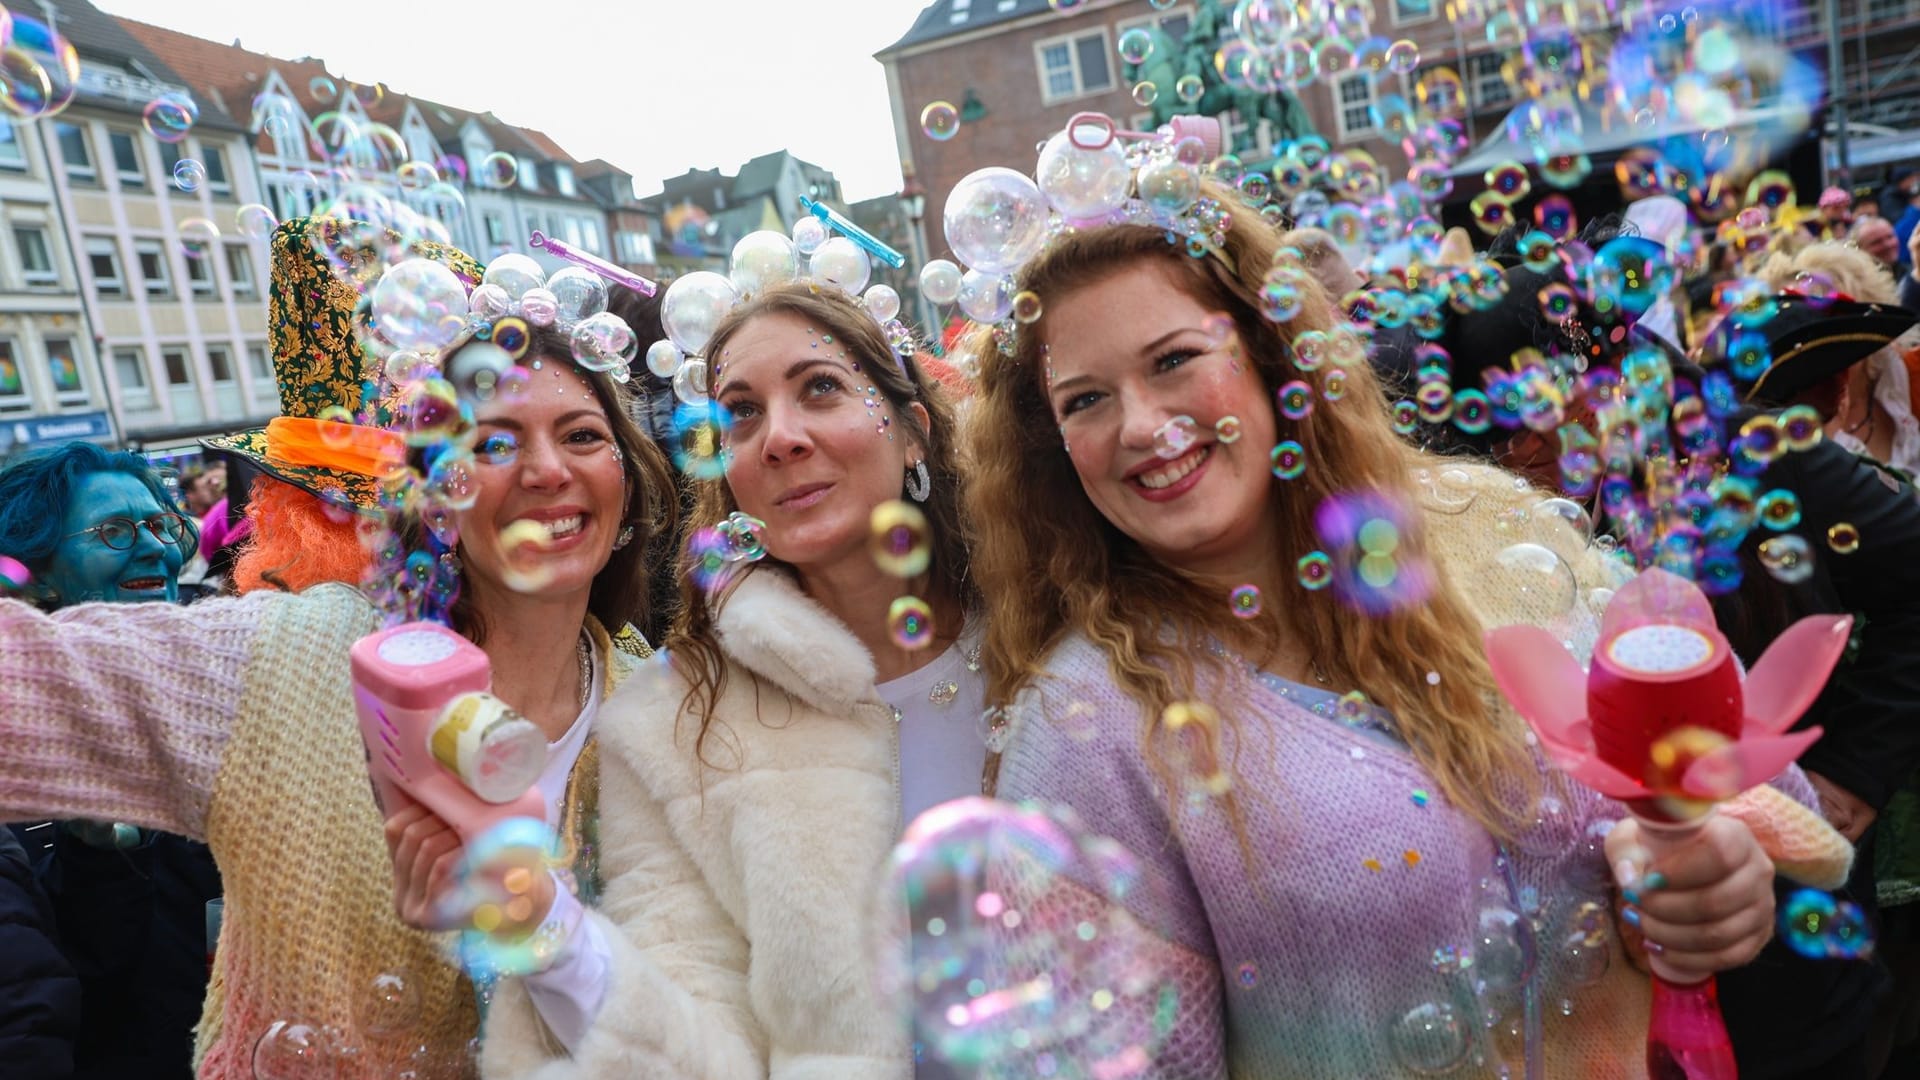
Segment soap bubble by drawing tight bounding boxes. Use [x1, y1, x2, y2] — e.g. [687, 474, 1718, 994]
[236, 203, 278, 240]
[177, 217, 220, 261]
[888, 594, 936, 649]
[1036, 129, 1132, 223]
[479, 151, 517, 189]
[1782, 888, 1876, 960]
[729, 230, 798, 297]
[671, 401, 732, 479]
[956, 269, 1013, 323]
[519, 288, 559, 328]
[920, 260, 964, 306]
[1137, 156, 1199, 215]
[372, 258, 469, 353]
[871, 797, 1177, 1073]
[792, 215, 828, 255]
[718, 511, 767, 562]
[1229, 584, 1262, 618]
[1270, 439, 1306, 479]
[0, 16, 80, 119]
[172, 158, 207, 192]
[645, 340, 683, 380]
[545, 268, 608, 328]
[1827, 522, 1860, 554]
[944, 167, 1050, 275]
[1385, 1001, 1471, 1075]
[1297, 550, 1333, 589]
[660, 271, 740, 356]
[1117, 26, 1155, 64]
[1758, 534, 1814, 584]
[481, 253, 545, 302]
[253, 1020, 342, 1079]
[864, 284, 902, 323]
[1152, 415, 1200, 460]
[809, 236, 872, 294]
[672, 358, 710, 406]
[142, 92, 197, 142]
[444, 340, 514, 401]
[871, 499, 932, 578]
[1472, 543, 1577, 615]
[1531, 497, 1594, 543]
[569, 311, 638, 373]
[1472, 903, 1539, 991]
[920, 101, 961, 141]
[356, 970, 422, 1037]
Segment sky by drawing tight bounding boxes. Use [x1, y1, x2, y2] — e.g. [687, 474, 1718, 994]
[96, 0, 938, 202]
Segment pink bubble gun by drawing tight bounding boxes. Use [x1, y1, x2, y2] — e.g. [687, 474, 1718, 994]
[1484, 568, 1852, 1080]
[351, 622, 549, 841]
[529, 230, 657, 297]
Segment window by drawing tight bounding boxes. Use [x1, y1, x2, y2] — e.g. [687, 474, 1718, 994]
[1468, 52, 1514, 110]
[517, 157, 539, 191]
[186, 249, 215, 297]
[113, 347, 152, 404]
[1392, 0, 1437, 24]
[45, 337, 82, 399]
[247, 342, 271, 381]
[136, 240, 178, 297]
[0, 118, 25, 170]
[14, 226, 54, 285]
[582, 220, 602, 255]
[158, 140, 183, 180]
[109, 130, 144, 188]
[1335, 74, 1378, 140]
[135, 240, 173, 298]
[86, 237, 124, 296]
[56, 122, 94, 184]
[617, 230, 653, 264]
[1869, 0, 1909, 21]
[1035, 30, 1113, 103]
[162, 347, 192, 386]
[0, 341, 23, 405]
[225, 244, 256, 298]
[206, 344, 234, 383]
[563, 218, 583, 248]
[554, 165, 575, 197]
[484, 213, 507, 247]
[201, 145, 230, 194]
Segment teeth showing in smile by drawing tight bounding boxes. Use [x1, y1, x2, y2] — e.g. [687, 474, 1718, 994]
[1138, 446, 1209, 490]
[540, 515, 584, 540]
[121, 577, 165, 590]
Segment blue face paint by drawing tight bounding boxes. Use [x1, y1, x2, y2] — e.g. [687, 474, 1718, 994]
[41, 472, 185, 605]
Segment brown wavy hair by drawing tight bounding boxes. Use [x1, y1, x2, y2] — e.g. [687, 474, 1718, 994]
[667, 282, 976, 769]
[965, 181, 1534, 838]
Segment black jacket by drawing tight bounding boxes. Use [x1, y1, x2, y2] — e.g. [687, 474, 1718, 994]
[0, 824, 79, 1079]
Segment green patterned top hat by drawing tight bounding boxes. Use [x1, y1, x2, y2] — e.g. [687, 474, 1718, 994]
[203, 217, 482, 511]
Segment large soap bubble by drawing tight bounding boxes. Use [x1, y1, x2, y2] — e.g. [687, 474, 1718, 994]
[730, 230, 799, 297]
[480, 253, 545, 303]
[1036, 129, 1131, 223]
[545, 267, 608, 328]
[871, 797, 1180, 1075]
[956, 270, 1013, 323]
[944, 167, 1050, 275]
[370, 258, 468, 353]
[660, 271, 740, 357]
[809, 236, 872, 295]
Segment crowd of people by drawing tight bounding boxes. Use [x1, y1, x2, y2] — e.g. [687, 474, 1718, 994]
[0, 104, 1917, 1080]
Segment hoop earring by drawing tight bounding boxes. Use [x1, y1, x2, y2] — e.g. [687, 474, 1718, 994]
[905, 460, 931, 503]
[613, 524, 635, 551]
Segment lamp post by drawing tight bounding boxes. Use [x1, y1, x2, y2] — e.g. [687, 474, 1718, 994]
[898, 164, 933, 345]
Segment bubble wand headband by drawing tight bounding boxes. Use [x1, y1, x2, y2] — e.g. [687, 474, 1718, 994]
[799, 196, 906, 269]
[1484, 568, 1854, 1080]
[529, 230, 658, 297]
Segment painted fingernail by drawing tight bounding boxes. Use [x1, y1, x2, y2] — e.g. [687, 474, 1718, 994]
[1614, 857, 1643, 890]
[1644, 871, 1669, 892]
[1622, 888, 1641, 906]
[1644, 941, 1665, 955]
[1622, 907, 1642, 928]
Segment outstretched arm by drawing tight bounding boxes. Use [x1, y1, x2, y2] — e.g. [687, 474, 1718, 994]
[0, 589, 285, 839]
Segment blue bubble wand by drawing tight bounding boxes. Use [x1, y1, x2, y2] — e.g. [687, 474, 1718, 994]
[799, 196, 906, 269]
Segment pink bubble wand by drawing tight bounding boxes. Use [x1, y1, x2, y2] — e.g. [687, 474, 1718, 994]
[1484, 568, 1852, 1080]
[529, 230, 657, 297]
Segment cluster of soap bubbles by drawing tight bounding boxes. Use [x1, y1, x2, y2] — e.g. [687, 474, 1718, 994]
[1781, 888, 1874, 961]
[871, 500, 937, 649]
[871, 797, 1180, 1078]
[686, 510, 768, 594]
[250, 968, 475, 1078]
[1312, 491, 1432, 614]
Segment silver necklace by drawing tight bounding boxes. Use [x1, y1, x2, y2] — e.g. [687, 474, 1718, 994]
[575, 633, 592, 710]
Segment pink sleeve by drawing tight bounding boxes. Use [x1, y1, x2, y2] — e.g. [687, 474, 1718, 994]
[0, 591, 283, 839]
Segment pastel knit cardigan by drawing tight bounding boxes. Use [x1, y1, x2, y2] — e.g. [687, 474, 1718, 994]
[0, 584, 641, 1078]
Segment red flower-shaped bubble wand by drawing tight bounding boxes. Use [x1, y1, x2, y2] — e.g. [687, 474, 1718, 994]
[1485, 569, 1852, 1080]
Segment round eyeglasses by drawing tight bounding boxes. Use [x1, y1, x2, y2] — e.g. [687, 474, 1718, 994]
[64, 512, 191, 550]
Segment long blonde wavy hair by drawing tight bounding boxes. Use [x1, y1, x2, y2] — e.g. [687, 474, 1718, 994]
[965, 182, 1535, 838]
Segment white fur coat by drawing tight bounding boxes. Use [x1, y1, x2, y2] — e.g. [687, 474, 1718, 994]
[481, 568, 911, 1080]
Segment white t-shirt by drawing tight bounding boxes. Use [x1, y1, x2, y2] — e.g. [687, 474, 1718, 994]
[878, 620, 990, 830]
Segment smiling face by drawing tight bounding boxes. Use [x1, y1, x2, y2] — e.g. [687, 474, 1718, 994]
[1042, 261, 1281, 578]
[715, 310, 922, 576]
[455, 360, 628, 605]
[42, 471, 186, 604]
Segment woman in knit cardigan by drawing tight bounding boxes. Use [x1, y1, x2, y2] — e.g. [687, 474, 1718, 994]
[0, 219, 676, 1079]
[957, 185, 1835, 1078]
[431, 282, 986, 1078]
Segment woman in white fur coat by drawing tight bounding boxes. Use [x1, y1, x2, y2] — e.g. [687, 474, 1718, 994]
[470, 282, 986, 1078]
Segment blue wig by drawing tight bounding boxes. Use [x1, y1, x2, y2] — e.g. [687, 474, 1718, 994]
[0, 441, 197, 572]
